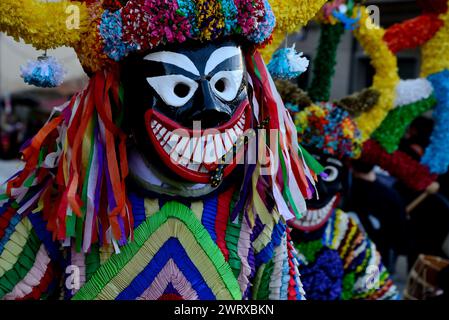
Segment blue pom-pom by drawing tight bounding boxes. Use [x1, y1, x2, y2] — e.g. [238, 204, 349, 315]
[248, 0, 276, 44]
[100, 10, 137, 62]
[421, 70, 449, 174]
[332, 5, 361, 31]
[220, 0, 239, 35]
[20, 55, 66, 88]
[267, 45, 309, 80]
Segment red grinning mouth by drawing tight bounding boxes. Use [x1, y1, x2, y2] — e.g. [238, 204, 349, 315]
[145, 100, 252, 184]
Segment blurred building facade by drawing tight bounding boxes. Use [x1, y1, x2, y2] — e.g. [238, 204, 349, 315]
[292, 0, 421, 99]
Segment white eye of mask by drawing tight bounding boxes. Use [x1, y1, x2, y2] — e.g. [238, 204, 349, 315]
[322, 165, 339, 182]
[209, 70, 243, 102]
[146, 75, 198, 107]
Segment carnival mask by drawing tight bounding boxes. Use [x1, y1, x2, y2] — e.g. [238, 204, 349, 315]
[122, 40, 252, 186]
[291, 153, 345, 231]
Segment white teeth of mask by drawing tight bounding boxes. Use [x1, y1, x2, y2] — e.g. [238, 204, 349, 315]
[174, 136, 189, 156]
[214, 135, 226, 160]
[166, 133, 180, 149]
[151, 116, 246, 172]
[204, 135, 216, 164]
[297, 196, 338, 227]
[181, 137, 197, 161]
[234, 125, 243, 136]
[192, 136, 207, 163]
[222, 132, 233, 151]
[187, 161, 200, 171]
[227, 128, 238, 144]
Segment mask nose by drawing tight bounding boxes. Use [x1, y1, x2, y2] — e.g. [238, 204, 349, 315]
[190, 80, 232, 128]
[196, 109, 231, 128]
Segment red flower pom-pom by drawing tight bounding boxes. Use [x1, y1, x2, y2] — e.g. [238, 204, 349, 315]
[384, 14, 443, 53]
[360, 139, 437, 191]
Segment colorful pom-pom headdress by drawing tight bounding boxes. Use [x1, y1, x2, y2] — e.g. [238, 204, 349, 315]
[294, 103, 362, 159]
[1, 0, 276, 74]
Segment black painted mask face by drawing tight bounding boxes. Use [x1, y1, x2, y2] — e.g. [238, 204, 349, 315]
[289, 153, 344, 232]
[307, 153, 344, 209]
[122, 40, 252, 185]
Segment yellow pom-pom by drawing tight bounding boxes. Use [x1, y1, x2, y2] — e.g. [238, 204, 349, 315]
[261, 0, 327, 62]
[0, 0, 88, 50]
[420, 8, 449, 77]
[354, 6, 399, 142]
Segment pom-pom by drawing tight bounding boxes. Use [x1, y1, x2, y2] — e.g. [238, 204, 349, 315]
[383, 14, 443, 54]
[275, 79, 313, 110]
[373, 94, 436, 153]
[294, 103, 362, 159]
[361, 139, 437, 191]
[332, 5, 361, 31]
[335, 88, 380, 117]
[308, 23, 344, 102]
[100, 10, 137, 62]
[353, 7, 399, 142]
[267, 45, 309, 80]
[247, 0, 276, 44]
[299, 248, 344, 300]
[421, 70, 449, 174]
[394, 78, 434, 107]
[20, 55, 66, 88]
[421, 8, 449, 77]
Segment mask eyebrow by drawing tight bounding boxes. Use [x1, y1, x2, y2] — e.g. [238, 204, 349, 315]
[327, 158, 343, 167]
[144, 51, 200, 76]
[205, 46, 242, 75]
